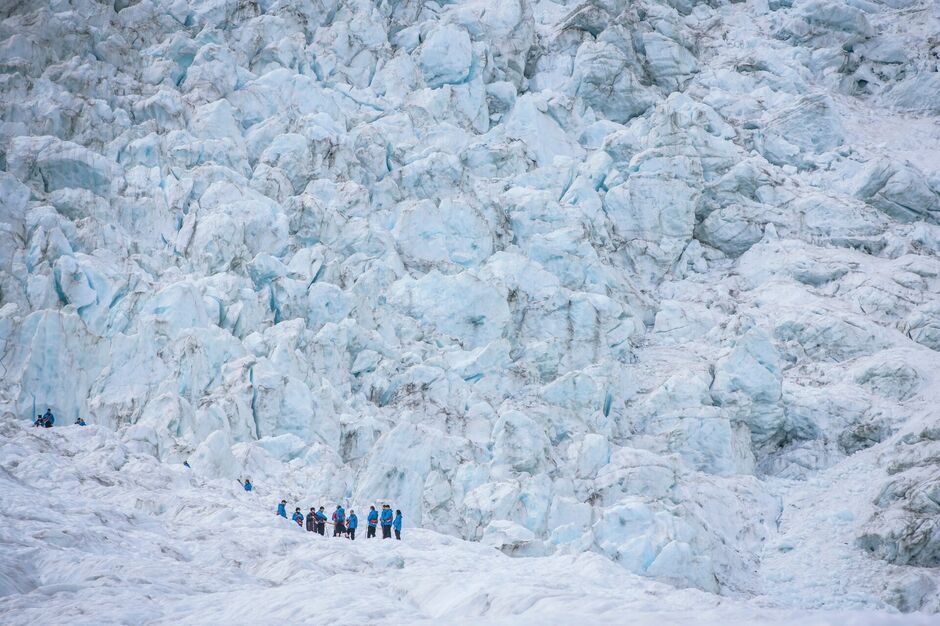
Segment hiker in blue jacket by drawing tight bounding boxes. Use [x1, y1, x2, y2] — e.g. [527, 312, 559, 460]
[42, 409, 54, 428]
[33, 414, 43, 427]
[393, 510, 403, 540]
[277, 500, 287, 518]
[347, 510, 358, 540]
[241, 478, 252, 491]
[315, 507, 327, 535]
[380, 504, 394, 539]
[75, 417, 87, 426]
[292, 508, 304, 526]
[367, 506, 378, 539]
[332, 505, 346, 537]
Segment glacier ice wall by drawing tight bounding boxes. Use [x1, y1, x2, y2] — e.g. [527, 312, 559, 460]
[1, 0, 939, 609]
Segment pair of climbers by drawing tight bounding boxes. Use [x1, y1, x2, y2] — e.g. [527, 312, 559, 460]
[327, 505, 360, 539]
[305, 507, 319, 533]
[33, 409, 55, 428]
[75, 417, 86, 426]
[332, 504, 347, 537]
[302, 506, 330, 535]
[379, 504, 402, 540]
[296, 506, 328, 534]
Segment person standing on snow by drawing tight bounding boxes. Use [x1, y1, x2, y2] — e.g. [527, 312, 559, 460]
[306, 507, 317, 532]
[316, 506, 327, 535]
[367, 506, 378, 538]
[347, 510, 358, 540]
[393, 510, 403, 540]
[292, 508, 304, 526]
[277, 500, 287, 518]
[241, 478, 252, 491]
[33, 414, 43, 427]
[332, 505, 346, 537]
[380, 504, 394, 539]
[42, 409, 54, 428]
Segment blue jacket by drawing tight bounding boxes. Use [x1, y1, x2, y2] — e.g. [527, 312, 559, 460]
[277, 503, 287, 517]
[334, 507, 345, 523]
[393, 513, 402, 531]
[243, 481, 252, 491]
[316, 511, 327, 521]
[368, 510, 378, 526]
[292, 511, 304, 524]
[380, 509, 393, 526]
[348, 513, 358, 529]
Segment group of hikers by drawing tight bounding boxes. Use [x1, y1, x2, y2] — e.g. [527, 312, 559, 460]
[32, 409, 86, 427]
[30, 411, 405, 541]
[277, 501, 403, 540]
[238, 476, 403, 540]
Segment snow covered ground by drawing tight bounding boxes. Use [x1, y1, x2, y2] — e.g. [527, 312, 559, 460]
[0, 419, 936, 625]
[1, 0, 939, 621]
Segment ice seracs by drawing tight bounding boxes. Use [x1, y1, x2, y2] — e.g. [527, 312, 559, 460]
[1, 0, 939, 616]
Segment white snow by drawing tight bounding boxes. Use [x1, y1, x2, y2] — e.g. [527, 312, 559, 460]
[0, 419, 936, 625]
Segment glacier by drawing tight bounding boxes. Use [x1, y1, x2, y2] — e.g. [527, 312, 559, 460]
[1, 0, 939, 621]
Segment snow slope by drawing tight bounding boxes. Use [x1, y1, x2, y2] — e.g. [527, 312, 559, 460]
[1, 0, 939, 619]
[0, 419, 935, 625]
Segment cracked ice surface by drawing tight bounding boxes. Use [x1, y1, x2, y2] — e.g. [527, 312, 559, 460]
[1, 0, 939, 619]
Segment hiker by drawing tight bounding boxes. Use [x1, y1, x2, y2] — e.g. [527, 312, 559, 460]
[183, 461, 191, 468]
[42, 409, 54, 428]
[33, 414, 43, 427]
[292, 508, 304, 526]
[347, 510, 358, 540]
[332, 505, 346, 537]
[306, 507, 317, 532]
[393, 510, 403, 540]
[277, 500, 287, 518]
[367, 506, 378, 538]
[316, 507, 327, 535]
[241, 478, 253, 492]
[380, 504, 393, 539]
[75, 417, 86, 426]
